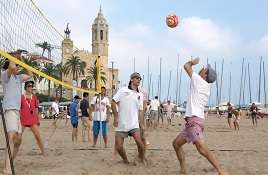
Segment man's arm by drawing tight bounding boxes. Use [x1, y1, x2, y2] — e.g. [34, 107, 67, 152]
[89, 104, 94, 120]
[106, 105, 110, 122]
[7, 60, 17, 78]
[184, 57, 200, 78]
[111, 100, 119, 127]
[22, 68, 33, 81]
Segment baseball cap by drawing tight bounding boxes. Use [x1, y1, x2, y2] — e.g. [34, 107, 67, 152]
[130, 72, 142, 79]
[206, 64, 217, 83]
[74, 95, 81, 99]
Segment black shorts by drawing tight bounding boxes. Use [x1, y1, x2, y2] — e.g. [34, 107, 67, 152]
[251, 114, 257, 118]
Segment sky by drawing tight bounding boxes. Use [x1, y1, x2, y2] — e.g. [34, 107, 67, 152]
[35, 0, 268, 105]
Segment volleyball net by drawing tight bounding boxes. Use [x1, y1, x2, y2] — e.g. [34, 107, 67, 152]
[0, 0, 97, 94]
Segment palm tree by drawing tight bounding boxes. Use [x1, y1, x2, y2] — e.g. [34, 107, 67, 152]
[35, 41, 49, 56]
[42, 63, 55, 96]
[55, 63, 67, 99]
[65, 53, 86, 82]
[35, 41, 53, 58]
[86, 63, 107, 90]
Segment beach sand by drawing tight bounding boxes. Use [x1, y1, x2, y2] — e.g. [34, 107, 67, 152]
[0, 115, 267, 175]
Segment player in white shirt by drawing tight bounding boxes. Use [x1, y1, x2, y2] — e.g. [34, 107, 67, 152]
[172, 58, 228, 175]
[111, 72, 146, 164]
[51, 97, 60, 127]
[90, 87, 110, 148]
[164, 100, 175, 126]
[150, 96, 160, 129]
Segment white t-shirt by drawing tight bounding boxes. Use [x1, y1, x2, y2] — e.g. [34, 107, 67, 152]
[185, 72, 210, 119]
[150, 99, 160, 111]
[113, 87, 143, 132]
[91, 96, 110, 121]
[164, 103, 175, 113]
[51, 102, 59, 115]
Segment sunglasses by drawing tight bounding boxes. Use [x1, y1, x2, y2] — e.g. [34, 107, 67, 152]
[134, 77, 142, 80]
[27, 85, 33, 88]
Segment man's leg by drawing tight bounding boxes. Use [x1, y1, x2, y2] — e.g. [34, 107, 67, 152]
[102, 122, 108, 148]
[227, 118, 232, 128]
[132, 131, 146, 162]
[4, 132, 16, 173]
[86, 119, 92, 142]
[254, 116, 258, 127]
[81, 119, 86, 142]
[172, 134, 187, 173]
[92, 121, 99, 147]
[194, 139, 226, 175]
[115, 135, 129, 163]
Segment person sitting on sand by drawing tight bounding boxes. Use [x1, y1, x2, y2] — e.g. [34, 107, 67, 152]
[172, 57, 228, 175]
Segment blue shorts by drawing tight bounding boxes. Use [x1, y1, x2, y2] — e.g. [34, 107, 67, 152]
[71, 117, 78, 128]
[93, 121, 107, 137]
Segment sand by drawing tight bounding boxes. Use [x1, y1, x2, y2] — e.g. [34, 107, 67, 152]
[0, 115, 268, 175]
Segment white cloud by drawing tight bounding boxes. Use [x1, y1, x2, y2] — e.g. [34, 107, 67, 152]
[173, 17, 239, 58]
[255, 34, 268, 56]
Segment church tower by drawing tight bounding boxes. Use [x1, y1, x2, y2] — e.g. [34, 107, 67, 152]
[92, 6, 109, 57]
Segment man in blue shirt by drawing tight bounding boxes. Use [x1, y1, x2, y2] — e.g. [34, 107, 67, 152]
[70, 95, 81, 142]
[1, 51, 32, 174]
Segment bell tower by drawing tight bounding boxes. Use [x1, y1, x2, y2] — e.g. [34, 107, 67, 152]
[92, 6, 109, 57]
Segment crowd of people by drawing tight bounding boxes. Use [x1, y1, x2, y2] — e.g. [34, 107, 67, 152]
[5, 52, 265, 175]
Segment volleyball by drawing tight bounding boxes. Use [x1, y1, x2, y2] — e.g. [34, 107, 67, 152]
[166, 14, 179, 28]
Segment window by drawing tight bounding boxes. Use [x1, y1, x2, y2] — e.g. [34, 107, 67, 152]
[106, 31, 108, 40]
[112, 85, 116, 89]
[100, 30, 103, 40]
[112, 74, 115, 80]
[94, 30, 97, 40]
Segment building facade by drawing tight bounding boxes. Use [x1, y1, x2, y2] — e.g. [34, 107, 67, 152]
[62, 7, 119, 99]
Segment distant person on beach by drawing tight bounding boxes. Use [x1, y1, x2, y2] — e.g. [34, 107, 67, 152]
[91, 86, 110, 148]
[111, 72, 146, 164]
[70, 95, 81, 142]
[232, 108, 240, 130]
[227, 102, 233, 128]
[65, 103, 71, 126]
[250, 103, 258, 128]
[150, 96, 160, 129]
[172, 57, 228, 175]
[20, 81, 46, 156]
[1, 51, 32, 174]
[158, 103, 165, 127]
[80, 92, 92, 143]
[164, 100, 175, 126]
[145, 100, 151, 129]
[51, 97, 60, 127]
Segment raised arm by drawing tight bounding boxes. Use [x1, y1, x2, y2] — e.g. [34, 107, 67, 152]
[184, 57, 200, 78]
[22, 57, 33, 81]
[7, 60, 17, 78]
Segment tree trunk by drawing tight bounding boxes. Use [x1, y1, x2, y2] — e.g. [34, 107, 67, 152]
[41, 49, 45, 56]
[60, 71, 63, 100]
